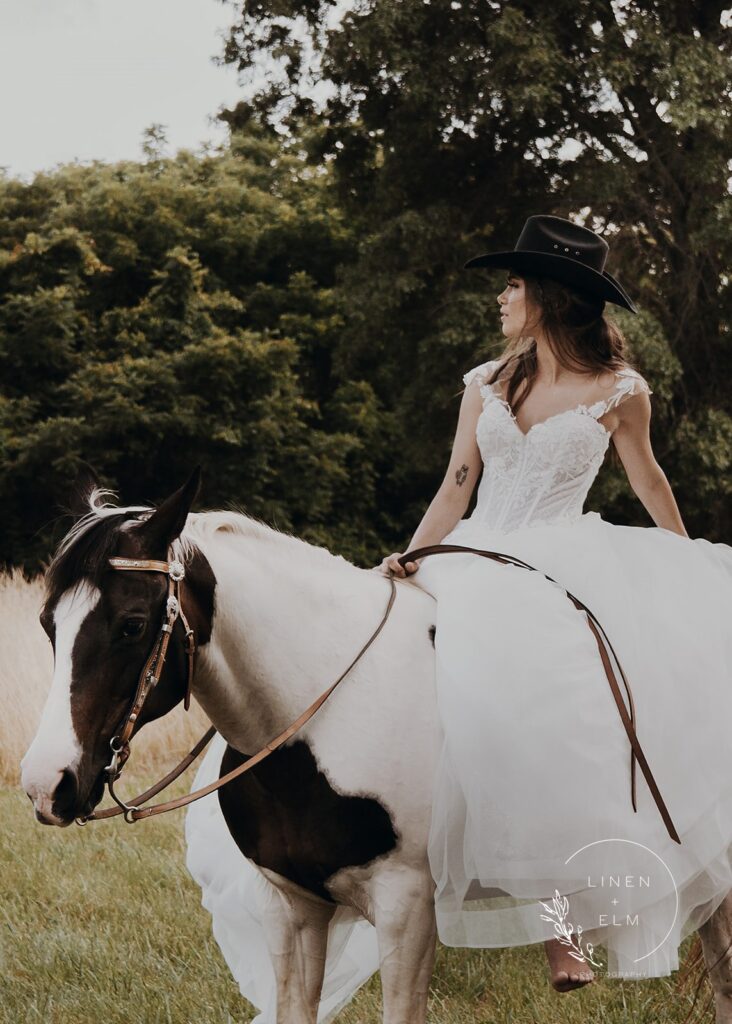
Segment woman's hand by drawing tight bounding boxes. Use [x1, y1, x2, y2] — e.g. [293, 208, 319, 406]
[374, 552, 419, 578]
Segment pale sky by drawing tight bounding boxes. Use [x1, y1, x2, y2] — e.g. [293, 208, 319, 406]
[0, 0, 249, 181]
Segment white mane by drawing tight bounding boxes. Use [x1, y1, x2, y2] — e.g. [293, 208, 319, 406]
[51, 486, 152, 564]
[175, 508, 358, 579]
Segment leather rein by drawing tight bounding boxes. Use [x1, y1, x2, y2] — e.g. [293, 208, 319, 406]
[76, 544, 681, 846]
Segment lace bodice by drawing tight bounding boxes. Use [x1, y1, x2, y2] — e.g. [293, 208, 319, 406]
[462, 359, 653, 532]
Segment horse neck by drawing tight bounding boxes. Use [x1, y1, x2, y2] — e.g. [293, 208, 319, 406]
[185, 524, 377, 754]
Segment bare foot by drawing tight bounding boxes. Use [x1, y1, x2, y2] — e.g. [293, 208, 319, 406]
[544, 936, 595, 992]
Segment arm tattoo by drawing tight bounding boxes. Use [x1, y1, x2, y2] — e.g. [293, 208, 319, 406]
[455, 464, 469, 487]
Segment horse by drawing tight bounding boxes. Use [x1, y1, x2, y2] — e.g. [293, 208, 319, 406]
[19, 467, 730, 1022]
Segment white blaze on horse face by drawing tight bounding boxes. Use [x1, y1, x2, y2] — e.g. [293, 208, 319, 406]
[21, 581, 101, 814]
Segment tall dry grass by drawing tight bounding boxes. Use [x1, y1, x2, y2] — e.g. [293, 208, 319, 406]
[0, 569, 211, 787]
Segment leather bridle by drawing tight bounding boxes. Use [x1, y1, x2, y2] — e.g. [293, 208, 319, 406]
[76, 555, 197, 823]
[75, 543, 682, 847]
[76, 550, 398, 824]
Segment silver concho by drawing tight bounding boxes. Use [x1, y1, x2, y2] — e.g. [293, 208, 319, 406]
[168, 559, 185, 581]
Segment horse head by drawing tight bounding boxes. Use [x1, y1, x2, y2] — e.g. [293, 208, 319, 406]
[21, 465, 214, 826]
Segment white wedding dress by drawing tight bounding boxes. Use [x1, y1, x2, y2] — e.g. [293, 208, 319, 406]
[185, 358, 732, 1015]
[414, 359, 732, 979]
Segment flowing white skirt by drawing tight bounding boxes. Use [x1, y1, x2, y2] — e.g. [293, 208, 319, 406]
[185, 735, 380, 1023]
[185, 509, 732, 1014]
[413, 510, 732, 979]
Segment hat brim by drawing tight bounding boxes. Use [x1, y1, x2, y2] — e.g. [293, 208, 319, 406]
[463, 250, 637, 314]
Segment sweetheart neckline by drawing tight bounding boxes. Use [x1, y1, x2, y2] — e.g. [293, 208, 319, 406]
[480, 386, 613, 440]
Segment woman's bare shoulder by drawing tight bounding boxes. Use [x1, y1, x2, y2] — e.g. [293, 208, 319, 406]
[596, 361, 648, 388]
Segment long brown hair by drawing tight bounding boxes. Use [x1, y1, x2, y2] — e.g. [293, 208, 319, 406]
[487, 272, 632, 413]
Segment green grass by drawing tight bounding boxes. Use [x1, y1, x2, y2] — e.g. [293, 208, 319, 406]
[0, 783, 713, 1024]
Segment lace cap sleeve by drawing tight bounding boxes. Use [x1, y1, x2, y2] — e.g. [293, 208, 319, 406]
[604, 367, 653, 412]
[462, 359, 497, 390]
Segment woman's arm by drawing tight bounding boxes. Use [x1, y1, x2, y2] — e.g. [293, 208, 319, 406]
[404, 378, 485, 554]
[611, 391, 689, 538]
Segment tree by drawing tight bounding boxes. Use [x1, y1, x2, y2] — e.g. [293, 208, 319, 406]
[217, 0, 732, 539]
[0, 122, 387, 570]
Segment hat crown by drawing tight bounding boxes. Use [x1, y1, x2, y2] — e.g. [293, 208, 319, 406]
[516, 215, 608, 274]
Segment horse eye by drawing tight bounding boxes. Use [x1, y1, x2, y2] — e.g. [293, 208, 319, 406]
[122, 617, 147, 639]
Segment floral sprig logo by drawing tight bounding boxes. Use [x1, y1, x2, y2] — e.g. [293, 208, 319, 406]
[539, 890, 605, 970]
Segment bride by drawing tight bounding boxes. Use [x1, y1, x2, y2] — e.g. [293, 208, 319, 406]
[378, 214, 732, 991]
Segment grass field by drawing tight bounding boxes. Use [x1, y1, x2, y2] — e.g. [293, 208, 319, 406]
[0, 783, 713, 1024]
[0, 572, 715, 1022]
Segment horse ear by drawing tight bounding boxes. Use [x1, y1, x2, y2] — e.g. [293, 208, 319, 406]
[135, 465, 202, 554]
[67, 462, 103, 518]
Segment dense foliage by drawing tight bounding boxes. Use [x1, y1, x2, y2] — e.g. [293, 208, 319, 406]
[220, 0, 731, 536]
[1, 0, 729, 572]
[0, 125, 394, 569]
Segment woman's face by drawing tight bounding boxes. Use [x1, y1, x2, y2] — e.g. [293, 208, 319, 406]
[497, 272, 529, 337]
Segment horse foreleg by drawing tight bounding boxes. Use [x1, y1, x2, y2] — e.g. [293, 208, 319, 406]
[258, 875, 337, 1024]
[697, 891, 732, 1024]
[373, 866, 437, 1024]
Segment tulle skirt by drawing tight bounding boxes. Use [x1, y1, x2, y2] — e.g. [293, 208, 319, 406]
[185, 736, 380, 1024]
[185, 509, 732, 1013]
[412, 510, 732, 978]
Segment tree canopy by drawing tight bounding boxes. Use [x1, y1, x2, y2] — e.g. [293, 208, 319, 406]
[0, 123, 394, 569]
[0, 0, 729, 573]
[219, 0, 731, 535]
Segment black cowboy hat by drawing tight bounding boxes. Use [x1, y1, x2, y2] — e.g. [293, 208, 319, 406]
[463, 214, 637, 314]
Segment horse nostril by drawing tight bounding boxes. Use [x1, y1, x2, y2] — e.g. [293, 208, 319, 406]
[52, 767, 79, 816]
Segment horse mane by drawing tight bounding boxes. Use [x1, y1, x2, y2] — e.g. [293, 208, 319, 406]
[43, 487, 357, 615]
[177, 507, 355, 579]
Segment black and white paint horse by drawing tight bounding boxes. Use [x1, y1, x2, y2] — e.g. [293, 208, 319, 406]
[20, 469, 729, 1023]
